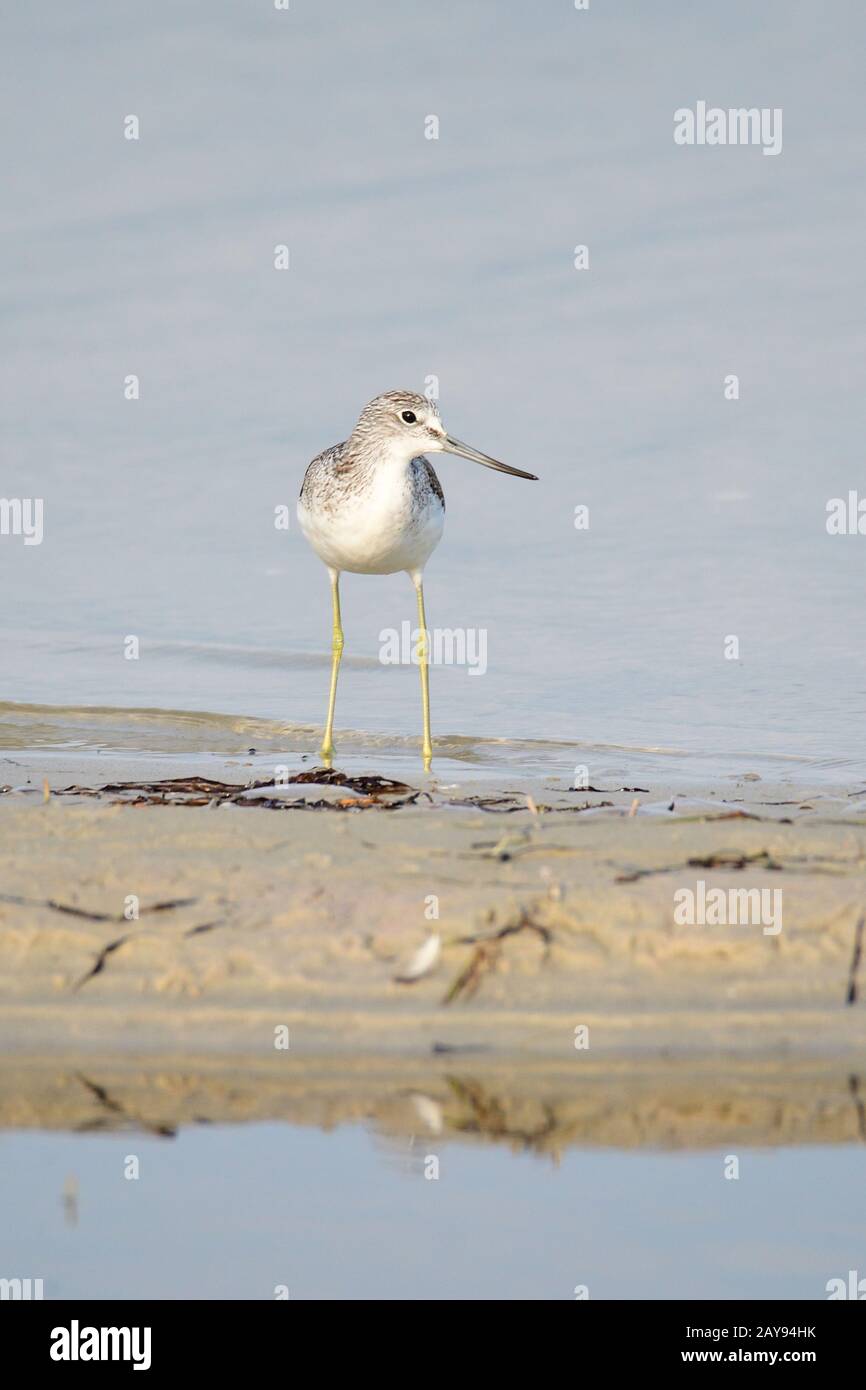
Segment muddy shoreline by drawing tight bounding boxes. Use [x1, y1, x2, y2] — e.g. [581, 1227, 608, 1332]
[1, 770, 864, 1093]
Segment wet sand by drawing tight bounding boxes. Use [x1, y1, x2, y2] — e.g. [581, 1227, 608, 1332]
[1, 765, 865, 1151]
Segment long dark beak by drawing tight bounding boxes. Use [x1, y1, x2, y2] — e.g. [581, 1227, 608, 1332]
[443, 434, 538, 481]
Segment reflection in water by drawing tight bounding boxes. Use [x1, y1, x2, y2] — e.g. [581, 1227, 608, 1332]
[4, 1057, 866, 1300]
[61, 1174, 79, 1228]
[3, 1056, 865, 1157]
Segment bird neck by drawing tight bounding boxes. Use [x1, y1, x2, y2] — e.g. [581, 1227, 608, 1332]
[347, 430, 420, 472]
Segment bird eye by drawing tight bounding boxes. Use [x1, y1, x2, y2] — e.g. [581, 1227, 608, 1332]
[401, 410, 417, 424]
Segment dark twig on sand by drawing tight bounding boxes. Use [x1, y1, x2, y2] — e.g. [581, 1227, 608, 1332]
[442, 909, 553, 1005]
[0, 893, 197, 922]
[73, 936, 130, 992]
[846, 915, 865, 1006]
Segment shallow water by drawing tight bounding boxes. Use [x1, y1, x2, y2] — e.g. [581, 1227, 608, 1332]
[2, 1059, 864, 1299]
[3, 697, 853, 788]
[2, 1, 865, 784]
[2, 1124, 863, 1300]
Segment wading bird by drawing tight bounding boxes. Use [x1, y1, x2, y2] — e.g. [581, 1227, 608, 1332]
[297, 390, 537, 770]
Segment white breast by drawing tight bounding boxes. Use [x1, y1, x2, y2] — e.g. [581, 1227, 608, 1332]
[298, 455, 444, 576]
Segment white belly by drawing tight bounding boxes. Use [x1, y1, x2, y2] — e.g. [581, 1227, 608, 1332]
[298, 463, 444, 575]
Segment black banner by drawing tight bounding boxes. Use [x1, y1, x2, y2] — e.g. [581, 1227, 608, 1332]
[4, 1299, 861, 1372]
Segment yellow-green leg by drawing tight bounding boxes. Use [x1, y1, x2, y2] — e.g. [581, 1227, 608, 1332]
[321, 568, 343, 766]
[412, 572, 433, 771]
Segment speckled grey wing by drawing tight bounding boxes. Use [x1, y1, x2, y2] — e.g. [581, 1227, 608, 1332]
[417, 457, 445, 510]
[299, 441, 347, 503]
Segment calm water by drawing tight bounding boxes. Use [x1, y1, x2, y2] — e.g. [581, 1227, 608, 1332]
[2, 1125, 864, 1300]
[1, 1, 865, 782]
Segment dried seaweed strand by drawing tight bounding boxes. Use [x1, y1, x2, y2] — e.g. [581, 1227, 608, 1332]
[846, 915, 865, 1006]
[442, 910, 552, 1005]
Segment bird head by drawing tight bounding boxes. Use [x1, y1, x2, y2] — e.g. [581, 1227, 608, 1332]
[352, 390, 537, 479]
